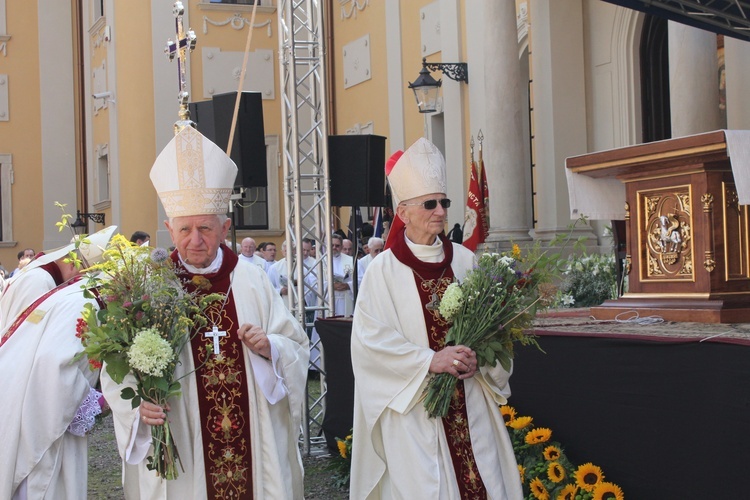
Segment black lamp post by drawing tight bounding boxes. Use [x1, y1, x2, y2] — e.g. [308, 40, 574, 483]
[71, 210, 106, 235]
[408, 57, 468, 113]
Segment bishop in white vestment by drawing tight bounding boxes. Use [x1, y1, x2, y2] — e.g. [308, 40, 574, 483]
[102, 125, 309, 499]
[350, 138, 523, 499]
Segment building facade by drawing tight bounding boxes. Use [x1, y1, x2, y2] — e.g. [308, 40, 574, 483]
[0, 0, 746, 266]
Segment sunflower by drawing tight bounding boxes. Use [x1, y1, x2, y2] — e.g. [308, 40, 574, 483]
[524, 427, 552, 445]
[518, 464, 526, 484]
[556, 484, 578, 500]
[592, 481, 624, 500]
[529, 477, 550, 500]
[509, 416, 533, 430]
[575, 462, 604, 492]
[337, 439, 347, 459]
[543, 445, 561, 461]
[547, 462, 565, 483]
[500, 405, 517, 425]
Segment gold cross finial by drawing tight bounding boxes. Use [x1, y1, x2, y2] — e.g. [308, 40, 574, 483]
[165, 1, 197, 134]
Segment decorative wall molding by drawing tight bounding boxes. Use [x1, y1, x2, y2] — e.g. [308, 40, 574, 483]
[517, 2, 528, 42]
[343, 34, 371, 89]
[203, 14, 272, 37]
[345, 121, 374, 135]
[1, 0, 9, 56]
[420, 2, 440, 57]
[202, 47, 275, 99]
[0, 154, 14, 243]
[341, 0, 369, 20]
[0, 74, 7, 121]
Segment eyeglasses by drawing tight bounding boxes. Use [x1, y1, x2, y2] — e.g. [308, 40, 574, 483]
[401, 198, 451, 210]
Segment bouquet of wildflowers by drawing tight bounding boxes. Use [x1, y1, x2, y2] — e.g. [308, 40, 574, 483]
[75, 234, 223, 479]
[423, 245, 556, 418]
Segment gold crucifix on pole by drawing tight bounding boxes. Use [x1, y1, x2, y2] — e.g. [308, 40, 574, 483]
[165, 1, 197, 134]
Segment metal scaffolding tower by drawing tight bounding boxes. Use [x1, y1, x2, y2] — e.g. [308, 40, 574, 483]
[277, 0, 333, 455]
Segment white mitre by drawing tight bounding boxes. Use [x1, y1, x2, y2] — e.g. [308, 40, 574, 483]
[149, 126, 237, 218]
[19, 224, 118, 274]
[386, 137, 447, 207]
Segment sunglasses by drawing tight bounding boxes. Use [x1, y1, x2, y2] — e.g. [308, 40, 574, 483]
[402, 198, 452, 210]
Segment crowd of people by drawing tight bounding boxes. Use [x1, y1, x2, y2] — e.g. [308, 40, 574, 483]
[0, 132, 523, 499]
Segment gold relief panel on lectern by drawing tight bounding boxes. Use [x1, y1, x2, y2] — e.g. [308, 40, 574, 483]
[638, 186, 693, 281]
[722, 182, 750, 280]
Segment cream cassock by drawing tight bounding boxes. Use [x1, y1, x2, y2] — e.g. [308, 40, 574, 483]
[350, 242, 524, 499]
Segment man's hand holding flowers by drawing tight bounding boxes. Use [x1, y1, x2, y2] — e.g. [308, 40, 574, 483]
[429, 345, 478, 380]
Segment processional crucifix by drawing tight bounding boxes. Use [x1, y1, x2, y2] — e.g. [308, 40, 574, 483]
[165, 1, 197, 134]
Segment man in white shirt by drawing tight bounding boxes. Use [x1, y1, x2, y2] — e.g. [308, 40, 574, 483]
[357, 236, 384, 288]
[259, 241, 277, 273]
[329, 234, 354, 317]
[239, 237, 267, 270]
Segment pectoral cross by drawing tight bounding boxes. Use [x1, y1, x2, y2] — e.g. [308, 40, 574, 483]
[205, 325, 227, 356]
[164, 1, 197, 132]
[426, 293, 441, 311]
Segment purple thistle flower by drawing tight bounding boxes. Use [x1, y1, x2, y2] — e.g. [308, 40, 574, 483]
[123, 301, 133, 308]
[150, 247, 169, 264]
[135, 311, 144, 321]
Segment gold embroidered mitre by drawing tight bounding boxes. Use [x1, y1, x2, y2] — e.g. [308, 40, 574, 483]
[150, 126, 237, 218]
[387, 137, 447, 206]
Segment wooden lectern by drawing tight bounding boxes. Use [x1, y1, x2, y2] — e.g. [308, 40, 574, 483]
[566, 130, 750, 323]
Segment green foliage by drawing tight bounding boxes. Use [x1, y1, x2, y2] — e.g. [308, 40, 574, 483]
[556, 252, 619, 308]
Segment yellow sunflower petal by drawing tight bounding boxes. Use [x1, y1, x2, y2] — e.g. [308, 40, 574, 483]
[547, 461, 565, 483]
[575, 462, 604, 492]
[524, 427, 552, 445]
[500, 405, 517, 425]
[529, 477, 550, 500]
[556, 484, 578, 500]
[543, 445, 562, 461]
[509, 416, 533, 429]
[592, 481, 624, 500]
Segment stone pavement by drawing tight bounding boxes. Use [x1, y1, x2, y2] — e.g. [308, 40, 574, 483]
[533, 308, 750, 345]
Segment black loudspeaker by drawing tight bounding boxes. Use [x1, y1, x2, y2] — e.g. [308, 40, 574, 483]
[328, 135, 387, 207]
[189, 91, 267, 188]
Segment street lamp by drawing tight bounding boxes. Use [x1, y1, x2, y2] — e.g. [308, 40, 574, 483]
[408, 57, 468, 113]
[71, 210, 106, 235]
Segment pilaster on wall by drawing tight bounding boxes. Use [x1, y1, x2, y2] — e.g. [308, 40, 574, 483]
[529, 0, 595, 242]
[39, 0, 78, 250]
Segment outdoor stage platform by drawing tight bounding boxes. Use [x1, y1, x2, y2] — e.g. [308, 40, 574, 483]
[316, 312, 750, 498]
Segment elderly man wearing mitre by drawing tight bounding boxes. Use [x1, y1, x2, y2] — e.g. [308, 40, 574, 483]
[101, 126, 309, 499]
[0, 227, 117, 499]
[350, 138, 523, 499]
[0, 225, 117, 331]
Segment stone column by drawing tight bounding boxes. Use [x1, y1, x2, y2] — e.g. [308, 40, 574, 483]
[483, 0, 530, 244]
[724, 36, 750, 130]
[528, 0, 592, 242]
[668, 22, 723, 136]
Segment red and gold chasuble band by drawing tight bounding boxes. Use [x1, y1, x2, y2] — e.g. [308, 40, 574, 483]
[174, 246, 253, 499]
[390, 232, 487, 499]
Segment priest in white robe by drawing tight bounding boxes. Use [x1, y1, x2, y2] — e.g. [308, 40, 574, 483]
[0, 278, 108, 499]
[102, 125, 309, 499]
[328, 233, 354, 317]
[0, 225, 116, 331]
[350, 138, 523, 499]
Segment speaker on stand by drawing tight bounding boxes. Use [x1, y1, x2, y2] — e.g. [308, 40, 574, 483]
[327, 134, 387, 305]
